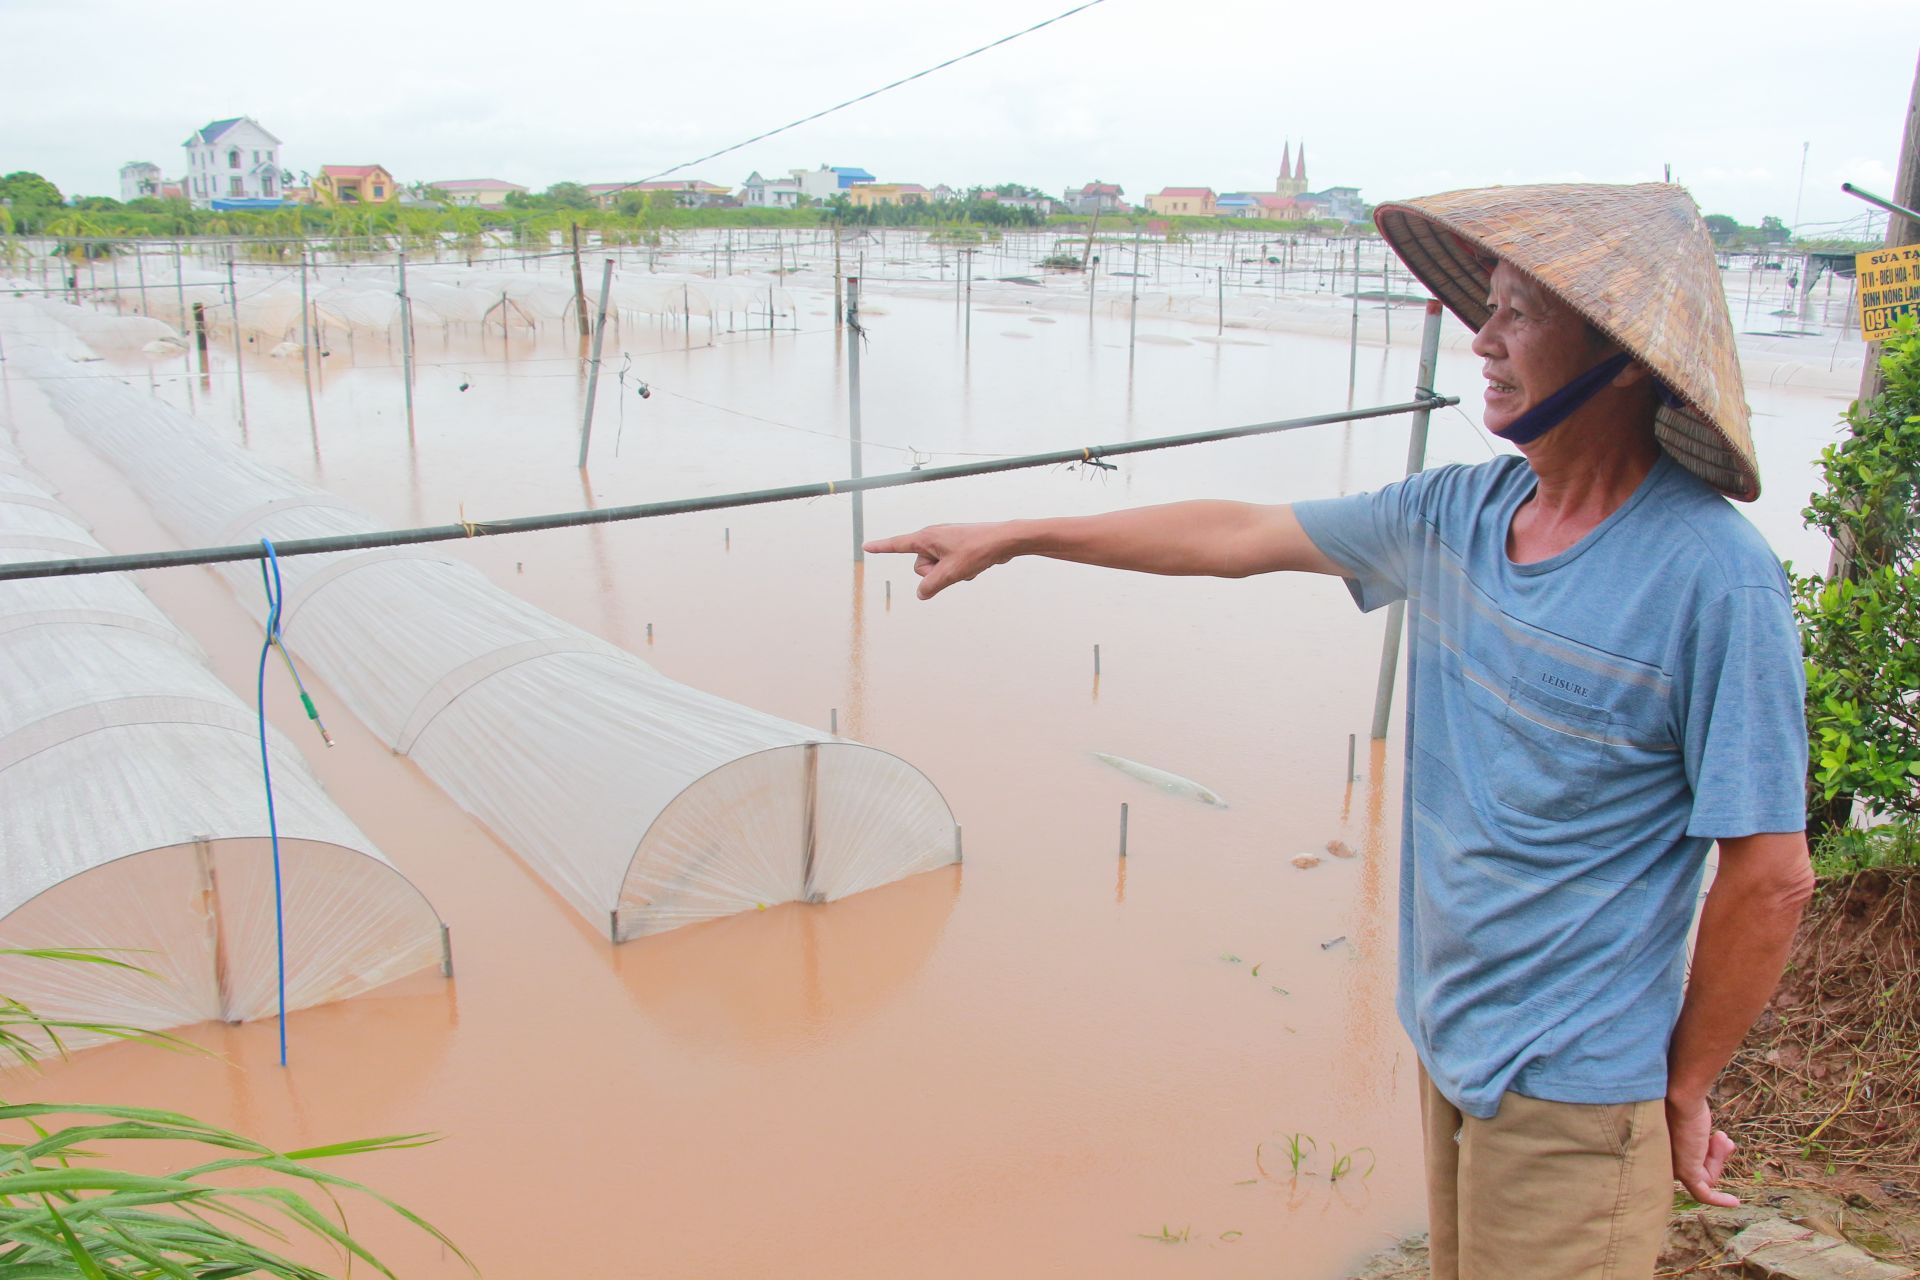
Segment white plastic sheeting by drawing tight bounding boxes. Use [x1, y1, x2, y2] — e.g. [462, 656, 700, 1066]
[23, 347, 958, 942]
[0, 425, 446, 1036]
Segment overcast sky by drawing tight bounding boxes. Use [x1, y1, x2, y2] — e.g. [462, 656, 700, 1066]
[5, 0, 1915, 232]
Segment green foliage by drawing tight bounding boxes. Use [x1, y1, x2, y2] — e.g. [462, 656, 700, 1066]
[0, 950, 469, 1278]
[542, 182, 594, 211]
[1702, 210, 1797, 251]
[1810, 819, 1920, 878]
[1793, 315, 1920, 832]
[0, 171, 63, 208]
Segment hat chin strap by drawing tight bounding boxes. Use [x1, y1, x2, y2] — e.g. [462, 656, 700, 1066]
[1491, 351, 1634, 445]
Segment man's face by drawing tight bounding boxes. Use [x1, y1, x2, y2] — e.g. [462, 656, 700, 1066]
[1469, 261, 1615, 438]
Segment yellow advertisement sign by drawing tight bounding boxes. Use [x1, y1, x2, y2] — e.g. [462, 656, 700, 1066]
[1858, 242, 1920, 341]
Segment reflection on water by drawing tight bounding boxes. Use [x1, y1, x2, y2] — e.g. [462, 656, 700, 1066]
[614, 867, 958, 1055]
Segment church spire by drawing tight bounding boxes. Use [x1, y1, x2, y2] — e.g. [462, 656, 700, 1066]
[1279, 140, 1292, 192]
[1296, 141, 1307, 184]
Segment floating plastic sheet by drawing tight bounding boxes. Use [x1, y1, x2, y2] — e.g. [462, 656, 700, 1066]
[19, 342, 957, 942]
[0, 419, 446, 1038]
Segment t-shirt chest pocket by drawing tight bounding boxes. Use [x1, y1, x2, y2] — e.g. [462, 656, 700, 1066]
[1492, 677, 1616, 821]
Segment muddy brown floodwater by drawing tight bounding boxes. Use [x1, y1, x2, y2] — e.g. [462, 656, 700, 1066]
[0, 258, 1855, 1277]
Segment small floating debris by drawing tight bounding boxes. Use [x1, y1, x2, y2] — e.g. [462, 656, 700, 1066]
[1091, 752, 1227, 808]
[1290, 853, 1322, 870]
[1319, 935, 1347, 951]
[1326, 839, 1355, 859]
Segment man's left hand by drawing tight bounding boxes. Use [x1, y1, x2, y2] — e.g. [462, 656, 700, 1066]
[1666, 1093, 1739, 1207]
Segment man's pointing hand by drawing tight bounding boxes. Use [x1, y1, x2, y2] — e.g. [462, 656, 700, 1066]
[864, 523, 1013, 599]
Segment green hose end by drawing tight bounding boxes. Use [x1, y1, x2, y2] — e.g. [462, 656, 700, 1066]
[300, 692, 317, 720]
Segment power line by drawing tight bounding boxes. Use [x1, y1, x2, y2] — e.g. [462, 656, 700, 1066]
[0, 394, 1452, 582]
[595, 0, 1111, 201]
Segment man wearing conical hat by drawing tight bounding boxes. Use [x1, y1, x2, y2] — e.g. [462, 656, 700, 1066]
[867, 183, 1812, 1279]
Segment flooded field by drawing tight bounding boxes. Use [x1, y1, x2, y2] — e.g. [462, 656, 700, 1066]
[0, 231, 1862, 1277]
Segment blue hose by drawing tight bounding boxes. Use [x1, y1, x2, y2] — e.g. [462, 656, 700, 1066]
[255, 538, 289, 1067]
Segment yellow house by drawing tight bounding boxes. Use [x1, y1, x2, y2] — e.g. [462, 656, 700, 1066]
[1145, 187, 1216, 217]
[847, 183, 930, 208]
[312, 165, 398, 206]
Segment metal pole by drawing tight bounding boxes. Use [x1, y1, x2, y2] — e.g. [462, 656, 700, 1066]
[1128, 232, 1141, 364]
[298, 250, 318, 439]
[397, 247, 415, 435]
[1217, 264, 1224, 335]
[847, 274, 866, 561]
[1119, 803, 1129, 856]
[570, 223, 590, 340]
[225, 255, 248, 433]
[173, 240, 187, 335]
[964, 248, 972, 347]
[577, 257, 614, 468]
[134, 246, 148, 318]
[1348, 237, 1361, 405]
[1369, 300, 1444, 740]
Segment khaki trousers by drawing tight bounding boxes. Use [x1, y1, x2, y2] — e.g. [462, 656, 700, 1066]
[1420, 1068, 1672, 1280]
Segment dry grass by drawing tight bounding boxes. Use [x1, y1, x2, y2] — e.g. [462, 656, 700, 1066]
[1715, 868, 1920, 1183]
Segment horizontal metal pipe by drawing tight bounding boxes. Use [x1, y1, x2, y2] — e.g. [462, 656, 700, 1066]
[0, 395, 1454, 582]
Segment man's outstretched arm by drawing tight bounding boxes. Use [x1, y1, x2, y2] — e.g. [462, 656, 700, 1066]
[864, 501, 1349, 599]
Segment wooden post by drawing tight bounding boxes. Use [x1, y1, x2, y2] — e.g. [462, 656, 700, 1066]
[577, 257, 615, 468]
[192, 301, 209, 376]
[833, 227, 843, 325]
[570, 223, 590, 339]
[134, 245, 148, 317]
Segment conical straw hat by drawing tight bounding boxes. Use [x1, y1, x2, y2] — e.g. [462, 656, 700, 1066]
[1373, 183, 1760, 501]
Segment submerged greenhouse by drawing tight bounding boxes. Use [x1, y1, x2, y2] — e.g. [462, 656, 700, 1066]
[18, 338, 958, 942]
[0, 435, 448, 1035]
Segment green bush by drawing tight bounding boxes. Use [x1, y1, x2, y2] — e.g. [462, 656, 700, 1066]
[1810, 819, 1920, 878]
[1793, 314, 1920, 833]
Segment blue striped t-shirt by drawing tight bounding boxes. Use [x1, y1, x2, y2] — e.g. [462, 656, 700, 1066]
[1294, 453, 1806, 1118]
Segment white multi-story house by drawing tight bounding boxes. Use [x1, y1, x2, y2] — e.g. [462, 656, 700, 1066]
[119, 161, 164, 202]
[182, 117, 283, 207]
[739, 170, 803, 208]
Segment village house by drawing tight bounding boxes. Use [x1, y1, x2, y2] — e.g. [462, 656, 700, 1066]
[847, 182, 930, 208]
[181, 117, 282, 208]
[118, 161, 165, 203]
[739, 171, 803, 208]
[1251, 193, 1305, 220]
[311, 165, 397, 206]
[588, 180, 732, 209]
[1062, 181, 1125, 215]
[982, 191, 1056, 214]
[792, 165, 877, 201]
[1304, 185, 1366, 222]
[1146, 187, 1216, 217]
[431, 179, 527, 209]
[1216, 192, 1261, 218]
